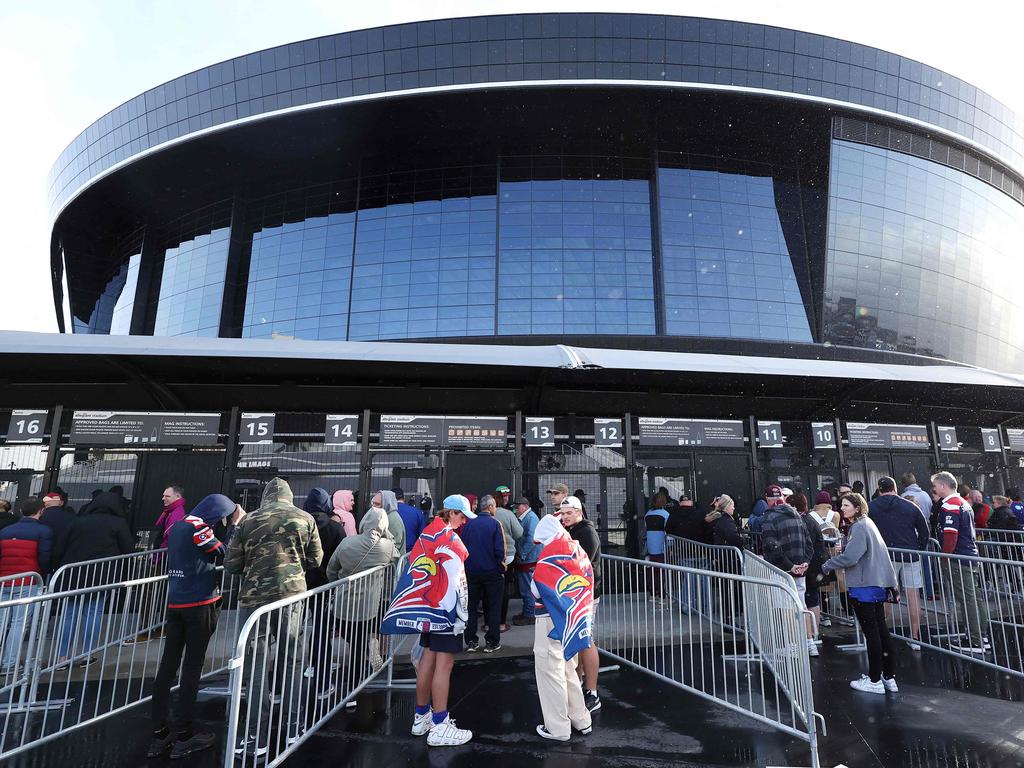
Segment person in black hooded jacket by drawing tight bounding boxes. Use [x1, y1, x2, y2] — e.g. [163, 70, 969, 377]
[53, 492, 134, 669]
[303, 488, 345, 589]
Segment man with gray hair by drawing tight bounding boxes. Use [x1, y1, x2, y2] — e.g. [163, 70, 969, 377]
[459, 495, 506, 653]
[931, 471, 990, 654]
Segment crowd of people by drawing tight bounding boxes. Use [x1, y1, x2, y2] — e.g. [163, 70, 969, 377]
[646, 470, 1016, 696]
[0, 466, 1019, 758]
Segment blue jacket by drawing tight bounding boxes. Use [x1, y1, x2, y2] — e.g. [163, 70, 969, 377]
[166, 494, 234, 609]
[460, 515, 506, 577]
[39, 505, 77, 547]
[0, 517, 54, 577]
[397, 502, 425, 553]
[748, 498, 769, 532]
[868, 494, 930, 560]
[516, 509, 541, 564]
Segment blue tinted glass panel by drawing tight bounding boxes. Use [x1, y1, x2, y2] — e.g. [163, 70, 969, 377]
[658, 164, 812, 342]
[498, 157, 655, 335]
[109, 253, 141, 335]
[153, 205, 232, 337]
[825, 140, 1024, 370]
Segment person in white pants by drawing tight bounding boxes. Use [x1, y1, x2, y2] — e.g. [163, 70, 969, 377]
[530, 515, 593, 741]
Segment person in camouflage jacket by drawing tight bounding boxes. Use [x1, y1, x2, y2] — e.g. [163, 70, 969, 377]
[225, 477, 323, 607]
[225, 477, 323, 753]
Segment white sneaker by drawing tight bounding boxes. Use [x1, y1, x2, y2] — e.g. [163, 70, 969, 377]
[882, 677, 898, 693]
[411, 711, 433, 736]
[427, 715, 472, 746]
[908, 641, 922, 651]
[850, 675, 885, 695]
[820, 616, 832, 628]
[806, 639, 819, 657]
[536, 724, 570, 741]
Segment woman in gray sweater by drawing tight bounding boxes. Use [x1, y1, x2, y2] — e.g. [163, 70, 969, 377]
[821, 493, 898, 695]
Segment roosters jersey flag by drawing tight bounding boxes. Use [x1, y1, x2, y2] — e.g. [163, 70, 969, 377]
[534, 536, 594, 660]
[381, 517, 469, 635]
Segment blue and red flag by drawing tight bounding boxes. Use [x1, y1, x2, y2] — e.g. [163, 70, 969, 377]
[381, 517, 469, 635]
[533, 537, 594, 660]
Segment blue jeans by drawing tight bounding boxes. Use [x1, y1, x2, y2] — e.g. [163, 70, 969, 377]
[58, 595, 106, 658]
[0, 584, 40, 668]
[517, 568, 536, 618]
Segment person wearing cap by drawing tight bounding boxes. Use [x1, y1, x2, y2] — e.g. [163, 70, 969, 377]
[489, 492, 523, 632]
[546, 484, 570, 516]
[460, 495, 507, 653]
[40, 492, 76, 545]
[512, 497, 541, 626]
[531, 513, 594, 741]
[393, 488, 425, 553]
[382, 494, 474, 747]
[495, 485, 513, 511]
[556, 495, 603, 713]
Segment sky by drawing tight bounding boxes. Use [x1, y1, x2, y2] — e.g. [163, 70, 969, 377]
[1, 0, 1021, 335]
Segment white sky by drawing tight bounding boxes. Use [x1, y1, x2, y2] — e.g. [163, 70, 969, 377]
[1, 0, 1021, 334]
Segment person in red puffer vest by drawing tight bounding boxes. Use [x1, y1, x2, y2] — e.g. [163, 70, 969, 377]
[0, 497, 53, 670]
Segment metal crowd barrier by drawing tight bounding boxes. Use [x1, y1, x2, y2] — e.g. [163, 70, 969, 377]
[887, 546, 1024, 678]
[0, 561, 244, 761]
[48, 549, 169, 594]
[598, 554, 821, 768]
[979, 528, 1024, 544]
[224, 558, 403, 768]
[663, 537, 744, 632]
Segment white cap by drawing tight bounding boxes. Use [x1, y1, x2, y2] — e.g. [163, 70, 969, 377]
[559, 495, 583, 511]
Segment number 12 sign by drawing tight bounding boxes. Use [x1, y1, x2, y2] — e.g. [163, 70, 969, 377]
[594, 418, 623, 447]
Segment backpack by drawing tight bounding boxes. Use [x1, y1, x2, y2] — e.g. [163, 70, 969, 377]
[809, 509, 840, 541]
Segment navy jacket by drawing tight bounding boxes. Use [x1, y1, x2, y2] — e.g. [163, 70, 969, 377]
[166, 494, 234, 609]
[397, 502, 425, 553]
[39, 505, 77, 546]
[868, 494, 930, 560]
[460, 515, 506, 577]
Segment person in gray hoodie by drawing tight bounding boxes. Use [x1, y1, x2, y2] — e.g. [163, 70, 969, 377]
[821, 492, 899, 696]
[327, 507, 400, 683]
[373, 490, 406, 554]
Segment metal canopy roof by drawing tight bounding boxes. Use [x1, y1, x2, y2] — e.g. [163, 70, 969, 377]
[0, 331, 1021, 423]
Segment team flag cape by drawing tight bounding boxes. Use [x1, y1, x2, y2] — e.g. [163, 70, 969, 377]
[381, 518, 468, 635]
[534, 536, 594, 660]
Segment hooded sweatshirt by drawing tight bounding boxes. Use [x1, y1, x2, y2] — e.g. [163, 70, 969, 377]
[166, 493, 234, 608]
[224, 478, 323, 607]
[53, 492, 134, 584]
[326, 507, 400, 620]
[378, 490, 406, 554]
[304, 488, 345, 589]
[332, 490, 357, 537]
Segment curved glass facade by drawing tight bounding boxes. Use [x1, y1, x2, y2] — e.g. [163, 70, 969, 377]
[824, 140, 1024, 370]
[48, 13, 1024, 215]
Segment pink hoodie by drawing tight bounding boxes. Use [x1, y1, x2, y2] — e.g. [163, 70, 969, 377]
[332, 490, 357, 537]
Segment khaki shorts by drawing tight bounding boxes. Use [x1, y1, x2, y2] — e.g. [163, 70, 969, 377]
[894, 560, 924, 589]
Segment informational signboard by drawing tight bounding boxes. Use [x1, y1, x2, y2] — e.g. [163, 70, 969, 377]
[445, 417, 508, 449]
[380, 415, 445, 447]
[593, 418, 623, 448]
[980, 428, 1002, 453]
[638, 418, 745, 448]
[5, 409, 47, 444]
[70, 411, 221, 446]
[937, 426, 959, 452]
[811, 422, 837, 449]
[757, 421, 784, 448]
[1006, 428, 1024, 453]
[324, 415, 359, 447]
[525, 417, 555, 448]
[239, 413, 276, 445]
[846, 423, 930, 450]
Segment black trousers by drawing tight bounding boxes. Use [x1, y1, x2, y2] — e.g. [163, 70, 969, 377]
[465, 572, 504, 646]
[850, 597, 895, 682]
[152, 602, 220, 733]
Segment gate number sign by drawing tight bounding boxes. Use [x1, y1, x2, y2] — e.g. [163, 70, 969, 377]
[594, 418, 623, 447]
[5, 410, 47, 444]
[757, 421, 784, 448]
[937, 426, 959, 452]
[240, 413, 275, 445]
[525, 417, 555, 447]
[811, 422, 837, 449]
[324, 414, 358, 446]
[980, 428, 1001, 453]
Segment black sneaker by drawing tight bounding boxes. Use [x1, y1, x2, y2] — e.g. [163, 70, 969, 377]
[483, 642, 501, 654]
[170, 732, 215, 759]
[584, 691, 601, 712]
[146, 732, 175, 758]
[464, 641, 479, 653]
[233, 736, 269, 759]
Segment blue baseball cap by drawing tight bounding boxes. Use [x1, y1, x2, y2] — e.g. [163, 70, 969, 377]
[442, 494, 476, 518]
